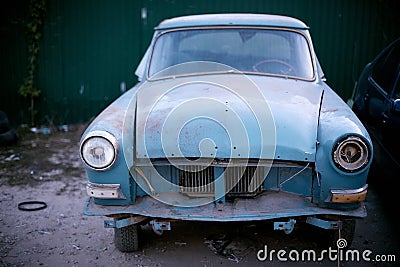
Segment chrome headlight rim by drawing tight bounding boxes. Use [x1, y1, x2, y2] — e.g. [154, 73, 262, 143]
[332, 134, 371, 173]
[80, 130, 119, 171]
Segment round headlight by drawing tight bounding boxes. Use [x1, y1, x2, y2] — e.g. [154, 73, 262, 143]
[80, 131, 118, 170]
[332, 135, 370, 172]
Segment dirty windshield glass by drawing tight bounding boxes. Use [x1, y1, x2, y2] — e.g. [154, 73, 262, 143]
[148, 28, 314, 80]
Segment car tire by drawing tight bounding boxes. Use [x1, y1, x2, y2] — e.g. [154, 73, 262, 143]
[114, 224, 140, 252]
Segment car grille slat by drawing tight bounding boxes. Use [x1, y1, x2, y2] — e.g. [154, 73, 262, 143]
[180, 165, 214, 194]
[226, 166, 263, 196]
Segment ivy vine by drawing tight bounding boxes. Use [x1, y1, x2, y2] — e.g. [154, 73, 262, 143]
[19, 0, 47, 126]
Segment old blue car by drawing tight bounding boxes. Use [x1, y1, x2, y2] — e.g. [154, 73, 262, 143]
[80, 13, 373, 252]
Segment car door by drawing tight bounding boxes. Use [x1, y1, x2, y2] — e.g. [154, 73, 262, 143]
[387, 67, 400, 128]
[367, 40, 400, 128]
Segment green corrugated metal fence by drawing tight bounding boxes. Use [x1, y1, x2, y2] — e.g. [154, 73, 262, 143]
[1, 0, 399, 126]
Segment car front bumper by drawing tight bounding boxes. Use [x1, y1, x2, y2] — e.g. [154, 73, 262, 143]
[83, 190, 367, 222]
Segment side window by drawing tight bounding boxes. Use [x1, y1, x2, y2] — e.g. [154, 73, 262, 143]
[371, 41, 400, 94]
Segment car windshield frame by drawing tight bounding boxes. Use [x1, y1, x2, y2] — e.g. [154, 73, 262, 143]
[147, 26, 316, 81]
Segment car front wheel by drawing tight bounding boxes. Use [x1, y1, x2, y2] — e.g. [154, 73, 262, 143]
[114, 224, 139, 252]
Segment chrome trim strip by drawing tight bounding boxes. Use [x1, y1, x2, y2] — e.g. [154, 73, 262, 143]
[330, 184, 368, 195]
[143, 158, 312, 168]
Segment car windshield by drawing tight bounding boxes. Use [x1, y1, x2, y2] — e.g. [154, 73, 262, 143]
[148, 28, 314, 80]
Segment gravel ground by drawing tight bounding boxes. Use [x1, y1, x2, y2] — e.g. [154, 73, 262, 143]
[0, 124, 399, 266]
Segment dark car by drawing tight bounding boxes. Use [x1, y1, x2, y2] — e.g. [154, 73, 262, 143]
[352, 38, 400, 162]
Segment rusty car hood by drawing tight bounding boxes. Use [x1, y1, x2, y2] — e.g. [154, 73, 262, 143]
[135, 74, 323, 162]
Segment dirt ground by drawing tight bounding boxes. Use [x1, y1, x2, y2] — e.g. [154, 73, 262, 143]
[0, 124, 399, 267]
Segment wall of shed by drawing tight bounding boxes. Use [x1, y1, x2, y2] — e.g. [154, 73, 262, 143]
[1, 0, 399, 126]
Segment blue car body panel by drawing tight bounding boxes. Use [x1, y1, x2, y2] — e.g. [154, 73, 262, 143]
[136, 75, 322, 162]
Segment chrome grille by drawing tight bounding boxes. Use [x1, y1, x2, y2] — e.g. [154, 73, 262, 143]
[179, 166, 264, 197]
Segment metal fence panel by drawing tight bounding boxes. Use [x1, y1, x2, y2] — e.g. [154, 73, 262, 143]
[1, 0, 399, 125]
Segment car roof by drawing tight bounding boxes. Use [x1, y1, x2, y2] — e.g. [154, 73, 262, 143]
[155, 13, 309, 30]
